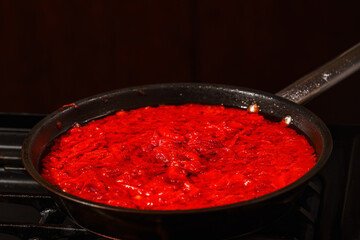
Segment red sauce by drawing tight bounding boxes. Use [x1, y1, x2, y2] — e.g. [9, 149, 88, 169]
[41, 104, 316, 210]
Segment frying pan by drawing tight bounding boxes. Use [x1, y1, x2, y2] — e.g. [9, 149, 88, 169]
[22, 43, 360, 240]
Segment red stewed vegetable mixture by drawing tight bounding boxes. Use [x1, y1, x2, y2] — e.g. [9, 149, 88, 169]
[41, 104, 316, 210]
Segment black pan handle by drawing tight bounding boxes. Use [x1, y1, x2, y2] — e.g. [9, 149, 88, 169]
[276, 42, 360, 104]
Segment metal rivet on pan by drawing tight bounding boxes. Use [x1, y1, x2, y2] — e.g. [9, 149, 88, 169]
[247, 104, 259, 113]
[282, 115, 292, 126]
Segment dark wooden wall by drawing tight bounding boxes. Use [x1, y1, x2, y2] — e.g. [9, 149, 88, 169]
[1, 0, 360, 124]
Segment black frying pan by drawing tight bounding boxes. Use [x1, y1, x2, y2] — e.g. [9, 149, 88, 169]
[22, 43, 360, 240]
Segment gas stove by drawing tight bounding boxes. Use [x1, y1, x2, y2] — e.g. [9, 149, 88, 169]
[0, 113, 359, 240]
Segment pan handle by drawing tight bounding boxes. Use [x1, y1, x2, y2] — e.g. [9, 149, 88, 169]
[276, 42, 360, 104]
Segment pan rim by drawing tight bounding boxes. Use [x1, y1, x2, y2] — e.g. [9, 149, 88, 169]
[21, 82, 333, 215]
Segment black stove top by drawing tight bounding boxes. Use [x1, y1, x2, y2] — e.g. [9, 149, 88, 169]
[0, 113, 359, 240]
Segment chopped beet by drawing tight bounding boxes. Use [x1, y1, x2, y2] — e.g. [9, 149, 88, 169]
[41, 104, 316, 210]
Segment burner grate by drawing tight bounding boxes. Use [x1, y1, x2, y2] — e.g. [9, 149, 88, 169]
[0, 193, 106, 240]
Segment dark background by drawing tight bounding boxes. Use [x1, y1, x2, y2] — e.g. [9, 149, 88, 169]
[1, 0, 360, 124]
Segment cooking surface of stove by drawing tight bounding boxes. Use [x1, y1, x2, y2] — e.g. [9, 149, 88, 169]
[0, 113, 359, 240]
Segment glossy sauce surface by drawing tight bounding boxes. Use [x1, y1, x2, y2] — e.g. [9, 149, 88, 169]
[41, 104, 316, 210]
